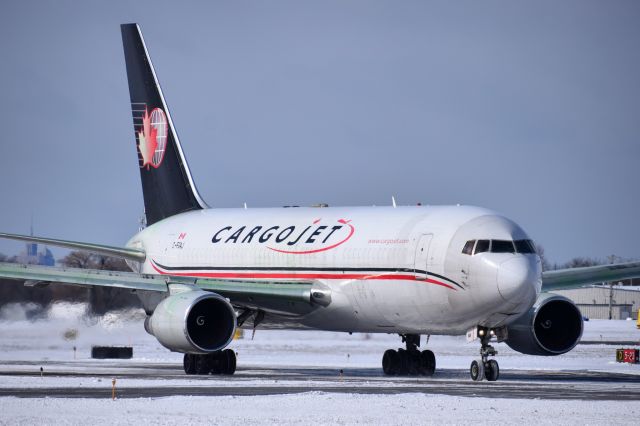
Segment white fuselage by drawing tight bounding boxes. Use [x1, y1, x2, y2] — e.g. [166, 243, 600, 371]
[128, 205, 541, 336]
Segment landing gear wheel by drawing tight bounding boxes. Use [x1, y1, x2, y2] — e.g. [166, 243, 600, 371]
[420, 350, 436, 376]
[210, 354, 221, 375]
[486, 359, 499, 381]
[382, 349, 398, 375]
[469, 327, 501, 381]
[470, 359, 484, 382]
[381, 335, 437, 377]
[220, 349, 237, 375]
[183, 353, 197, 375]
[407, 349, 421, 375]
[195, 354, 212, 375]
[397, 349, 410, 375]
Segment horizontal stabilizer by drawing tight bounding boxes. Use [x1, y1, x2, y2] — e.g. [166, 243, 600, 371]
[0, 232, 146, 263]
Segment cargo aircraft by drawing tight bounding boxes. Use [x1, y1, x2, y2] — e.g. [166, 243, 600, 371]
[2, 24, 639, 381]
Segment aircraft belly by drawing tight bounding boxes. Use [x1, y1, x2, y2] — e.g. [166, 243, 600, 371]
[410, 280, 453, 323]
[343, 279, 462, 333]
[302, 279, 362, 331]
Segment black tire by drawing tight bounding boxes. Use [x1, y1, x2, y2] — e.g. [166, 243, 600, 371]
[208, 352, 222, 375]
[195, 354, 212, 375]
[221, 349, 237, 375]
[470, 359, 484, 382]
[183, 353, 197, 375]
[420, 350, 436, 376]
[382, 349, 401, 376]
[407, 350, 421, 376]
[397, 349, 410, 376]
[382, 349, 397, 375]
[486, 359, 499, 381]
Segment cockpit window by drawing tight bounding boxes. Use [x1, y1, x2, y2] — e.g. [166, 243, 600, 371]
[462, 240, 475, 255]
[515, 239, 536, 254]
[469, 239, 536, 255]
[491, 240, 515, 253]
[474, 240, 490, 254]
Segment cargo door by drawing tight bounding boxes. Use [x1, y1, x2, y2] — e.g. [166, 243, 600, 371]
[414, 234, 433, 280]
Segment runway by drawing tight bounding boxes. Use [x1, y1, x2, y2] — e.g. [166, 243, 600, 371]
[1, 360, 638, 400]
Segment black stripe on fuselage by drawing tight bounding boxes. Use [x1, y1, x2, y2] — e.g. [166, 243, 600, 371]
[152, 261, 464, 290]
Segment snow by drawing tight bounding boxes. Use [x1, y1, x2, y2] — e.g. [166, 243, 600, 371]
[1, 302, 638, 373]
[1, 393, 638, 426]
[1, 302, 639, 424]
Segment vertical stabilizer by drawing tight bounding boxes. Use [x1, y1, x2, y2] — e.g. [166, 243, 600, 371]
[121, 23, 208, 226]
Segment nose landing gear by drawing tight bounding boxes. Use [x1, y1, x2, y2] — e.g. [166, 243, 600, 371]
[382, 334, 436, 376]
[469, 327, 502, 382]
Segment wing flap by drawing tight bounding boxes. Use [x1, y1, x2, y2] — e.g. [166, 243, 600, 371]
[542, 261, 640, 291]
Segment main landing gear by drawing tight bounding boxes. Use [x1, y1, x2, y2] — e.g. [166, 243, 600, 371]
[382, 334, 436, 376]
[183, 349, 237, 375]
[469, 328, 500, 382]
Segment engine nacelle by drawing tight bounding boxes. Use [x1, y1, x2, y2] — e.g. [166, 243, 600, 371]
[505, 292, 583, 356]
[145, 290, 236, 354]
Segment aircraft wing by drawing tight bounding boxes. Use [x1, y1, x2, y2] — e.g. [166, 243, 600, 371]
[0, 232, 145, 262]
[0, 231, 325, 316]
[0, 262, 319, 314]
[542, 261, 640, 291]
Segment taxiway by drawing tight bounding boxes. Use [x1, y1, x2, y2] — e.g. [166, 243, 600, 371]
[1, 359, 638, 400]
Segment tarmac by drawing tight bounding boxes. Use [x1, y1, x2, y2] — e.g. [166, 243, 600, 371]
[1, 360, 638, 400]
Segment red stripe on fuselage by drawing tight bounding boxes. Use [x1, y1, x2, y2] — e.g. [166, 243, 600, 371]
[150, 262, 456, 290]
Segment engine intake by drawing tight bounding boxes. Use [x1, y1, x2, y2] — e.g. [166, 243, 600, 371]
[505, 292, 583, 356]
[145, 290, 236, 354]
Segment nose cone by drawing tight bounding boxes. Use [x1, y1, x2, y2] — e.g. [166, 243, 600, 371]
[496, 257, 540, 302]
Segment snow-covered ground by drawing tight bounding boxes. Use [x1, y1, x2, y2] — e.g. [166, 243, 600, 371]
[1, 302, 638, 373]
[0, 302, 639, 425]
[2, 393, 637, 426]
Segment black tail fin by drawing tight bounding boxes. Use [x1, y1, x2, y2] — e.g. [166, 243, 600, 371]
[120, 23, 208, 226]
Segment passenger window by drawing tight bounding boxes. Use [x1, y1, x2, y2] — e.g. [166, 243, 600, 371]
[515, 239, 536, 254]
[462, 240, 475, 255]
[491, 240, 515, 253]
[474, 240, 490, 254]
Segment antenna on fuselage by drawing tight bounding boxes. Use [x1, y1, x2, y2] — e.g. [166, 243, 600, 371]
[138, 213, 146, 232]
[243, 202, 248, 210]
[391, 196, 397, 208]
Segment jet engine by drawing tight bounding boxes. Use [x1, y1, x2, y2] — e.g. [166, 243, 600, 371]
[145, 290, 236, 354]
[505, 292, 583, 356]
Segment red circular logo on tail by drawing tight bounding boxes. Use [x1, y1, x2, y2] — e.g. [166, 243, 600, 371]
[137, 107, 168, 169]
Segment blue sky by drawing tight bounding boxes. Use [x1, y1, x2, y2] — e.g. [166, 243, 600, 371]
[0, 1, 638, 265]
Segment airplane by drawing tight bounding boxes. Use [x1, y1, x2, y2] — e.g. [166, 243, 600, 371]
[1, 23, 639, 381]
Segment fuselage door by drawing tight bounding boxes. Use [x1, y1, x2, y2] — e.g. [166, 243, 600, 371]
[414, 234, 433, 280]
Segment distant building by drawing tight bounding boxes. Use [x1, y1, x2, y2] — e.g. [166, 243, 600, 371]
[603, 277, 640, 286]
[552, 286, 640, 320]
[17, 242, 55, 266]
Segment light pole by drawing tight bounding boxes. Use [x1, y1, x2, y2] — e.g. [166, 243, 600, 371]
[608, 255, 616, 320]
